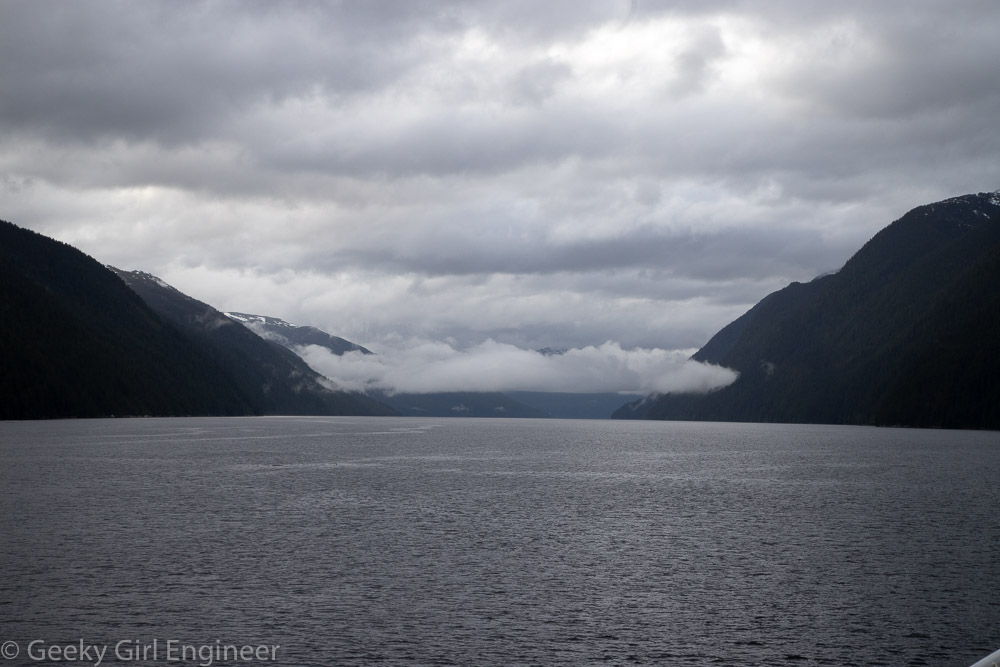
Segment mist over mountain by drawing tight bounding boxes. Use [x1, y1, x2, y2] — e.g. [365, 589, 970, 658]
[227, 313, 651, 419]
[226, 311, 557, 418]
[293, 337, 735, 398]
[228, 310, 728, 418]
[112, 270, 395, 417]
[614, 191, 1000, 429]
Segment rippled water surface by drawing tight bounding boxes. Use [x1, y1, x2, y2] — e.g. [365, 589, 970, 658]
[2, 417, 999, 666]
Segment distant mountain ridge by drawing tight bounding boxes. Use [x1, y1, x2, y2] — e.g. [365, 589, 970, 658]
[217, 312, 640, 418]
[507, 391, 641, 419]
[614, 190, 1000, 429]
[225, 311, 644, 419]
[112, 270, 395, 417]
[371, 390, 551, 418]
[225, 312, 373, 356]
[226, 311, 555, 418]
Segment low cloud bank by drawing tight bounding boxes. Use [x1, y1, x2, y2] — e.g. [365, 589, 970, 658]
[296, 339, 738, 395]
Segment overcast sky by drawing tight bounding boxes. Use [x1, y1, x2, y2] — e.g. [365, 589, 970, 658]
[3, 1, 999, 393]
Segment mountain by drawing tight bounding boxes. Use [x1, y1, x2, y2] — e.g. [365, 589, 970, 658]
[0, 220, 256, 419]
[371, 391, 551, 418]
[613, 191, 1000, 429]
[111, 270, 396, 417]
[225, 311, 553, 418]
[225, 312, 373, 355]
[507, 391, 643, 419]
[219, 312, 681, 419]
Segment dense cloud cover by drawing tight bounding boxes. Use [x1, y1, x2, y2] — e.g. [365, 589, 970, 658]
[2, 1, 999, 391]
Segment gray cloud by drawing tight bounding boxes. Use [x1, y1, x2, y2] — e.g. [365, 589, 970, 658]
[2, 0, 998, 368]
[311, 223, 840, 281]
[0, 1, 460, 146]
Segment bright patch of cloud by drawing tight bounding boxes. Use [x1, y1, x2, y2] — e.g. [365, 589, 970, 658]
[296, 339, 737, 395]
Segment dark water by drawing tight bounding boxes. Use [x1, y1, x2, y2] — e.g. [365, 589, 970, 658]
[1, 417, 999, 666]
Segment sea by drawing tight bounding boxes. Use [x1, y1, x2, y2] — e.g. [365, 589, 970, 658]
[1, 417, 998, 667]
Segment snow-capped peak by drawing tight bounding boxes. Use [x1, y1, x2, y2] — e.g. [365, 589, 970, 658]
[224, 312, 296, 328]
[111, 267, 178, 292]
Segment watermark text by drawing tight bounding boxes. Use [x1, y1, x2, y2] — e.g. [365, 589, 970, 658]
[1, 639, 279, 666]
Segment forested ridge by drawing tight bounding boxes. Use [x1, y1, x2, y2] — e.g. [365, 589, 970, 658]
[614, 192, 1000, 429]
[0, 220, 394, 419]
[0, 220, 255, 418]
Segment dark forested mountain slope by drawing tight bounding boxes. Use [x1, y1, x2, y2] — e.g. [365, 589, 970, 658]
[614, 191, 1000, 429]
[0, 220, 255, 419]
[112, 270, 396, 417]
[871, 241, 1000, 428]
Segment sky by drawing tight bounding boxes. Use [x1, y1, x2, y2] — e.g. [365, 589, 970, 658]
[2, 1, 999, 394]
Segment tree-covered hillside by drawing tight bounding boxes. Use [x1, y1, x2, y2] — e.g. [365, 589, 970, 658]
[0, 220, 255, 418]
[0, 218, 396, 419]
[112, 270, 396, 417]
[614, 192, 1000, 429]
